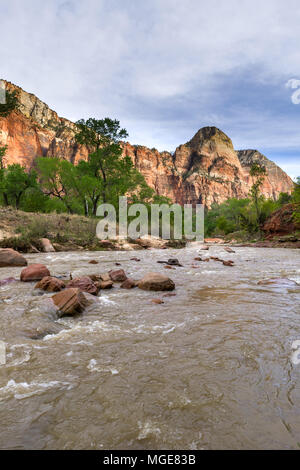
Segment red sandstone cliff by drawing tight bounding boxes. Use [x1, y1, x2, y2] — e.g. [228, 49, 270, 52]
[0, 80, 295, 207]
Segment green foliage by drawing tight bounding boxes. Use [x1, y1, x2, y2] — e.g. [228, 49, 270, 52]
[0, 161, 38, 209]
[0, 89, 20, 117]
[292, 177, 300, 225]
[205, 195, 281, 237]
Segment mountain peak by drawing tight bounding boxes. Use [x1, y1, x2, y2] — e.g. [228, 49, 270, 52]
[187, 126, 233, 149]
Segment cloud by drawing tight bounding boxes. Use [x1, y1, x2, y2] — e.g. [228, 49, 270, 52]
[0, 0, 300, 177]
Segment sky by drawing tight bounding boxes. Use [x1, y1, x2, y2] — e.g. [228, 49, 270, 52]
[1, 0, 300, 180]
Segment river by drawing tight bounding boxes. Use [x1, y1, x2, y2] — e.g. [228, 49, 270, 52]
[0, 246, 299, 449]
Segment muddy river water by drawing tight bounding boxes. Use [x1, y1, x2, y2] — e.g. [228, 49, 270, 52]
[0, 246, 300, 449]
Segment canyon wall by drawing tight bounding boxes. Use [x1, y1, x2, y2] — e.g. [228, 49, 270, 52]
[0, 80, 294, 207]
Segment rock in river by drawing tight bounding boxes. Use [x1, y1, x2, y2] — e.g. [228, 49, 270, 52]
[0, 248, 27, 267]
[67, 276, 100, 295]
[109, 269, 127, 282]
[20, 264, 50, 282]
[138, 273, 175, 291]
[52, 288, 89, 317]
[35, 276, 66, 292]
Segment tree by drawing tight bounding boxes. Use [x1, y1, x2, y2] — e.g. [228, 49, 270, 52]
[249, 162, 267, 225]
[36, 157, 77, 214]
[292, 177, 300, 225]
[74, 117, 150, 215]
[0, 89, 20, 117]
[0, 164, 38, 209]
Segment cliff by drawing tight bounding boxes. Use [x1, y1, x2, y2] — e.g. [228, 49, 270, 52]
[0, 80, 295, 207]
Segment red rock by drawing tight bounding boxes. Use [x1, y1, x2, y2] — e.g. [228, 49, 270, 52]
[67, 276, 100, 295]
[262, 204, 299, 237]
[151, 298, 164, 304]
[88, 260, 98, 264]
[222, 260, 234, 266]
[52, 288, 89, 317]
[109, 269, 127, 282]
[224, 247, 235, 253]
[40, 238, 55, 253]
[98, 280, 114, 289]
[121, 278, 137, 289]
[138, 273, 175, 291]
[20, 264, 50, 282]
[100, 273, 112, 282]
[35, 276, 65, 292]
[0, 248, 27, 267]
[1, 81, 294, 209]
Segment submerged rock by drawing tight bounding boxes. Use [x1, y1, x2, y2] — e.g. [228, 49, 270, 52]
[0, 277, 17, 286]
[52, 288, 89, 317]
[258, 278, 298, 287]
[138, 273, 175, 291]
[0, 248, 27, 267]
[20, 264, 50, 282]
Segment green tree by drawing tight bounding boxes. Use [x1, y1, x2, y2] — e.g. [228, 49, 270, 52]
[0, 164, 38, 209]
[249, 162, 267, 226]
[36, 157, 77, 214]
[74, 117, 150, 215]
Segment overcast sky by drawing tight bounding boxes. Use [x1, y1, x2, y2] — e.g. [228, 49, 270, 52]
[1, 0, 300, 179]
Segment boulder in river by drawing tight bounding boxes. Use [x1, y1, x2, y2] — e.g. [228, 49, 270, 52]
[35, 276, 66, 292]
[0, 248, 27, 267]
[157, 258, 183, 267]
[40, 238, 55, 253]
[52, 288, 89, 317]
[98, 280, 114, 289]
[109, 269, 127, 282]
[67, 276, 100, 295]
[20, 264, 50, 282]
[121, 278, 137, 289]
[138, 272, 175, 291]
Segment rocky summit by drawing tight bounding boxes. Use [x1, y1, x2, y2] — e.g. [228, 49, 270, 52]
[0, 80, 294, 207]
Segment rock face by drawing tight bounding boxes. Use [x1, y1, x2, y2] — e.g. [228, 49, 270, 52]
[0, 248, 27, 267]
[237, 150, 294, 200]
[0, 80, 294, 207]
[262, 203, 299, 237]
